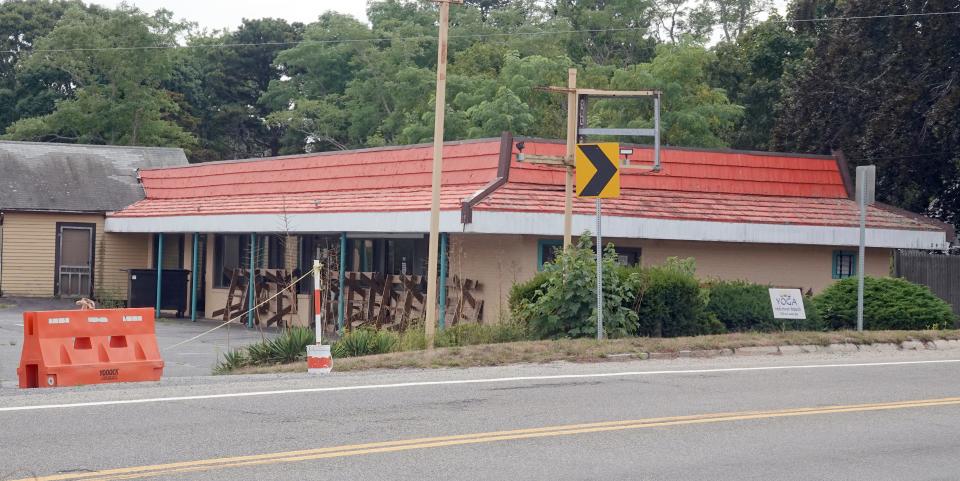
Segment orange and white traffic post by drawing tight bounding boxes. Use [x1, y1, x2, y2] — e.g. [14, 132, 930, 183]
[307, 259, 332, 374]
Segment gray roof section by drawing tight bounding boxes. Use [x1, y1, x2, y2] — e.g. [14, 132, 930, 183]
[0, 141, 188, 213]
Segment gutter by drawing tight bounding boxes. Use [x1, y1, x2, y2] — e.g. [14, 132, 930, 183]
[461, 131, 512, 224]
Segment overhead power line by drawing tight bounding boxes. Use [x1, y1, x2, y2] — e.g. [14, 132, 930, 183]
[5, 10, 960, 54]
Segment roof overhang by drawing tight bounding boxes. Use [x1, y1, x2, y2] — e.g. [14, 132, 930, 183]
[105, 210, 949, 250]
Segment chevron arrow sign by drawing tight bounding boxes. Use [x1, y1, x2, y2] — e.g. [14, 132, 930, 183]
[575, 143, 620, 198]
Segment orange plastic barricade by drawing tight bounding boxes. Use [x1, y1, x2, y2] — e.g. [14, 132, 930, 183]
[16, 308, 164, 388]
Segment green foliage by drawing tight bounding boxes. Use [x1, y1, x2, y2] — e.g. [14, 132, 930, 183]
[634, 258, 724, 337]
[332, 328, 399, 358]
[709, 14, 811, 150]
[508, 270, 549, 314]
[246, 327, 316, 365]
[214, 326, 316, 372]
[704, 280, 823, 332]
[772, 0, 960, 229]
[3, 6, 196, 147]
[434, 321, 530, 348]
[813, 277, 957, 331]
[517, 233, 641, 339]
[213, 349, 248, 374]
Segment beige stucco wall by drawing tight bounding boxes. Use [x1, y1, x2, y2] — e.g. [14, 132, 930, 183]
[0, 212, 149, 298]
[449, 234, 538, 323]
[639, 240, 890, 292]
[451, 234, 892, 323]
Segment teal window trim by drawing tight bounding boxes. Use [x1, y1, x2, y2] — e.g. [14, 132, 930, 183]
[537, 239, 564, 271]
[832, 250, 857, 279]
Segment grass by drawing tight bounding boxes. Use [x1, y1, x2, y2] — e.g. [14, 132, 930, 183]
[224, 329, 960, 375]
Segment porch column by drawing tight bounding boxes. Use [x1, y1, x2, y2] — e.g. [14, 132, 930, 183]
[155, 233, 163, 318]
[337, 232, 347, 330]
[439, 233, 448, 330]
[248, 233, 256, 328]
[190, 233, 199, 322]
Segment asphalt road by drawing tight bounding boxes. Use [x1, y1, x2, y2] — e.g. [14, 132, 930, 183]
[3, 348, 960, 480]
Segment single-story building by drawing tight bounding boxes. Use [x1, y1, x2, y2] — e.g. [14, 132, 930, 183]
[0, 141, 188, 299]
[105, 134, 953, 327]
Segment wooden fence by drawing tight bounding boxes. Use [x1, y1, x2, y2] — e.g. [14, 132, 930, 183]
[893, 250, 960, 316]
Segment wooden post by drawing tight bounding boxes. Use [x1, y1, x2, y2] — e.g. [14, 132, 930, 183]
[425, 0, 460, 349]
[564, 68, 577, 249]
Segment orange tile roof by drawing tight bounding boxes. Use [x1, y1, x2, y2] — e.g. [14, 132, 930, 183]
[109, 138, 942, 233]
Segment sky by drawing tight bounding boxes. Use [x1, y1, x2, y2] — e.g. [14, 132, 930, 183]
[89, 0, 370, 31]
[88, 0, 789, 33]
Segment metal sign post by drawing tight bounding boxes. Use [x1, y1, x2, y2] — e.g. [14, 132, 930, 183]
[576, 143, 620, 340]
[856, 165, 876, 332]
[595, 198, 603, 339]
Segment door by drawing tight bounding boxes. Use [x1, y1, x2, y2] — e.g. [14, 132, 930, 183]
[56, 223, 95, 297]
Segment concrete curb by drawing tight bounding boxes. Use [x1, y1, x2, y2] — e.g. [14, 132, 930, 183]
[632, 338, 960, 361]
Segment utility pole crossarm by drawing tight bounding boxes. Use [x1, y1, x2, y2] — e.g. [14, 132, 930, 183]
[536, 87, 661, 98]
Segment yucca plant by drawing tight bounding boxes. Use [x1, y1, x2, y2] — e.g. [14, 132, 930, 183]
[214, 348, 248, 374]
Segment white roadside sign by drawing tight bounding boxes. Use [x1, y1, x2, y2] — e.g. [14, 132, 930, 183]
[769, 288, 806, 319]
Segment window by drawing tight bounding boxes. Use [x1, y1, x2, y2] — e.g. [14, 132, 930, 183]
[214, 234, 250, 287]
[537, 240, 564, 270]
[538, 240, 641, 270]
[833, 250, 857, 279]
[267, 236, 286, 269]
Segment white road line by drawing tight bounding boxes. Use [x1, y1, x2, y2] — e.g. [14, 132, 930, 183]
[2, 359, 959, 413]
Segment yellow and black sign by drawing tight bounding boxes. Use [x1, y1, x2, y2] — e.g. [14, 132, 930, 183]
[575, 143, 620, 198]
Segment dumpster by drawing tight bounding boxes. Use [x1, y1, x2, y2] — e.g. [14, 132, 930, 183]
[127, 269, 190, 317]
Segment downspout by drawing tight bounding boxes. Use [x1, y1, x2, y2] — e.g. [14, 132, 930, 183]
[461, 131, 513, 224]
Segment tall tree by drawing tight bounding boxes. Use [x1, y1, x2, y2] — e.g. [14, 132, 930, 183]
[168, 18, 303, 160]
[650, 0, 714, 44]
[710, 15, 811, 150]
[3, 5, 195, 147]
[0, 0, 85, 131]
[706, 0, 774, 43]
[773, 0, 960, 228]
[553, 0, 659, 65]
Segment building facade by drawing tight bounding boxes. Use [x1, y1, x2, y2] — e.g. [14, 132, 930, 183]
[105, 135, 953, 326]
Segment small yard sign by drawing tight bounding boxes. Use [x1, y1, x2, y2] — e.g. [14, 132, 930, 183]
[769, 288, 806, 319]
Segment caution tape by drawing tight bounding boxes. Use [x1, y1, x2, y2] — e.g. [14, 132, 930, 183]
[162, 269, 316, 352]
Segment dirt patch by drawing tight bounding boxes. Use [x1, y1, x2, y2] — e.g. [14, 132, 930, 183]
[226, 329, 960, 375]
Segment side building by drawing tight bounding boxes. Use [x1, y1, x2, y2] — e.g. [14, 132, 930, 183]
[0, 141, 189, 300]
[105, 134, 953, 326]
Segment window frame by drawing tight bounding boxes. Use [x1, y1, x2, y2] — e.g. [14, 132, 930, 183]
[213, 234, 250, 288]
[537, 239, 564, 271]
[832, 250, 857, 279]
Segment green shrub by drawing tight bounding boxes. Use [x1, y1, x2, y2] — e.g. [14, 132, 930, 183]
[332, 328, 398, 358]
[508, 270, 549, 314]
[814, 277, 956, 330]
[434, 321, 529, 347]
[634, 258, 723, 337]
[398, 321, 428, 351]
[213, 326, 315, 372]
[515, 234, 641, 339]
[213, 348, 248, 374]
[705, 280, 823, 332]
[245, 326, 316, 365]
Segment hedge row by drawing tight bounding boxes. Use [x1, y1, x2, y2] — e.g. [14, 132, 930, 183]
[509, 237, 956, 339]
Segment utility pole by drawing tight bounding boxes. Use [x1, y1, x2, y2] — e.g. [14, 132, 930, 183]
[564, 69, 577, 249]
[425, 0, 461, 348]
